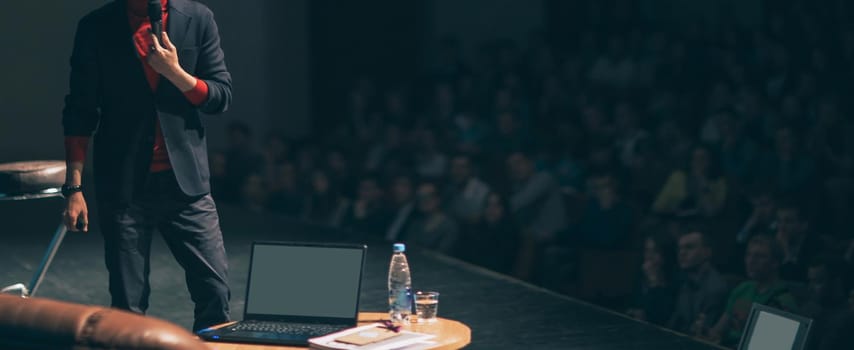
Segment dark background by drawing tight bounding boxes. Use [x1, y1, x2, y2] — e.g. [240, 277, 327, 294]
[0, 0, 757, 163]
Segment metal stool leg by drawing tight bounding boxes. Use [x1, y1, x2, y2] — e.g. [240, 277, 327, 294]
[0, 160, 70, 298]
[2, 223, 68, 297]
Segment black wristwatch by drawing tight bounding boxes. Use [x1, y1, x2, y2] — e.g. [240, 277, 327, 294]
[61, 184, 83, 198]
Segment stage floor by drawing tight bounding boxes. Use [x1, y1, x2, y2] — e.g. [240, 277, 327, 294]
[0, 198, 720, 350]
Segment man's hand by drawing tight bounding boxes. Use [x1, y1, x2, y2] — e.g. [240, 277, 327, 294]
[63, 192, 89, 232]
[147, 32, 197, 91]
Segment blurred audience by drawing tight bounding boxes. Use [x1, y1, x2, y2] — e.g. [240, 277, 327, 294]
[211, 3, 854, 346]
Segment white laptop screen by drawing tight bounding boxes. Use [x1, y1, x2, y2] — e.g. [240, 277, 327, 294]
[245, 244, 364, 319]
[745, 310, 800, 350]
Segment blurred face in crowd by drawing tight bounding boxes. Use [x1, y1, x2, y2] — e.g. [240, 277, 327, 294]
[311, 171, 330, 194]
[327, 151, 347, 173]
[391, 176, 413, 205]
[494, 89, 514, 112]
[227, 128, 249, 150]
[644, 237, 664, 270]
[817, 99, 839, 126]
[385, 91, 406, 116]
[677, 232, 711, 271]
[780, 95, 801, 121]
[416, 183, 441, 214]
[277, 163, 297, 190]
[419, 129, 439, 153]
[483, 194, 505, 223]
[264, 135, 287, 158]
[751, 194, 776, 222]
[614, 102, 637, 134]
[450, 156, 472, 184]
[384, 125, 402, 147]
[358, 179, 382, 203]
[497, 111, 517, 135]
[716, 112, 737, 140]
[210, 152, 226, 177]
[436, 83, 455, 112]
[348, 89, 366, 112]
[582, 105, 606, 132]
[589, 175, 617, 207]
[776, 207, 807, 240]
[806, 264, 828, 299]
[775, 128, 796, 157]
[507, 153, 533, 182]
[690, 147, 711, 177]
[744, 240, 779, 281]
[588, 146, 615, 169]
[241, 174, 267, 207]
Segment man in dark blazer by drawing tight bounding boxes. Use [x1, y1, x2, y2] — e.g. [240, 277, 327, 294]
[61, 0, 232, 331]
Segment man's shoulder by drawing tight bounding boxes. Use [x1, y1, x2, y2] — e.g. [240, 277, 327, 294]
[171, 0, 215, 19]
[79, 2, 119, 25]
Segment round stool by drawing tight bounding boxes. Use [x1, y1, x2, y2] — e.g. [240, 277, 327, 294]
[0, 161, 69, 297]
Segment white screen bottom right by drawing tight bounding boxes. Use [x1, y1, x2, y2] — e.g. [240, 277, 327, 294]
[745, 311, 800, 350]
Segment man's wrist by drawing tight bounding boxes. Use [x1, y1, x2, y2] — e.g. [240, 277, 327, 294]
[61, 184, 83, 198]
[165, 67, 197, 92]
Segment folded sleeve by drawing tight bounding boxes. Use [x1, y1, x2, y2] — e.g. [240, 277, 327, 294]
[194, 7, 232, 114]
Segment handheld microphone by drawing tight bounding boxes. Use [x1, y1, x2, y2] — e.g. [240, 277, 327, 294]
[148, 0, 163, 43]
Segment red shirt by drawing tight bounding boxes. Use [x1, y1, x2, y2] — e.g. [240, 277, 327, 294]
[65, 0, 209, 173]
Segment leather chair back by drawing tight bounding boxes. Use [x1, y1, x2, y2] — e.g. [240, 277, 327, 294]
[0, 294, 210, 349]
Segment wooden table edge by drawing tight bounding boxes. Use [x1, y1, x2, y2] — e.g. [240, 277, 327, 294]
[202, 312, 471, 349]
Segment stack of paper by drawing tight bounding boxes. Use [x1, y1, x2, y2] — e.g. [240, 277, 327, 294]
[309, 323, 436, 350]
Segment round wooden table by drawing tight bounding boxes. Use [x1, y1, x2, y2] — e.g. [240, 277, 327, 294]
[204, 312, 471, 350]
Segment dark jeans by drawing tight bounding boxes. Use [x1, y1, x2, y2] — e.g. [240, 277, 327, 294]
[98, 170, 230, 331]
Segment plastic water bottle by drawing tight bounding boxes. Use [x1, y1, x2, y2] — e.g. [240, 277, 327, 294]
[388, 243, 413, 324]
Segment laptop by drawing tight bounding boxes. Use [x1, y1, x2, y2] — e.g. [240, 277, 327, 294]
[737, 303, 812, 350]
[198, 241, 368, 346]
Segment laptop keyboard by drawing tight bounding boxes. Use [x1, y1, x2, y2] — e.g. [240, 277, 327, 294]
[231, 321, 346, 337]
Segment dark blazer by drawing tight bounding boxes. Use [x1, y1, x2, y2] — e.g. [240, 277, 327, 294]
[62, 0, 231, 203]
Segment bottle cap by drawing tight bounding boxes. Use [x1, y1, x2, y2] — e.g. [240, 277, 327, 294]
[393, 243, 406, 252]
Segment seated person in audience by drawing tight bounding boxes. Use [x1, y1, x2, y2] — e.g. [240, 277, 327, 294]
[775, 201, 823, 282]
[801, 258, 846, 349]
[667, 231, 729, 335]
[653, 145, 727, 218]
[460, 193, 520, 274]
[414, 129, 449, 180]
[444, 154, 491, 225]
[735, 188, 777, 244]
[627, 234, 678, 326]
[385, 174, 416, 242]
[756, 126, 816, 196]
[703, 235, 798, 347]
[575, 172, 634, 249]
[341, 176, 390, 236]
[506, 151, 568, 279]
[402, 182, 460, 254]
[301, 169, 348, 226]
[240, 173, 268, 212]
[225, 121, 264, 200]
[267, 162, 303, 217]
